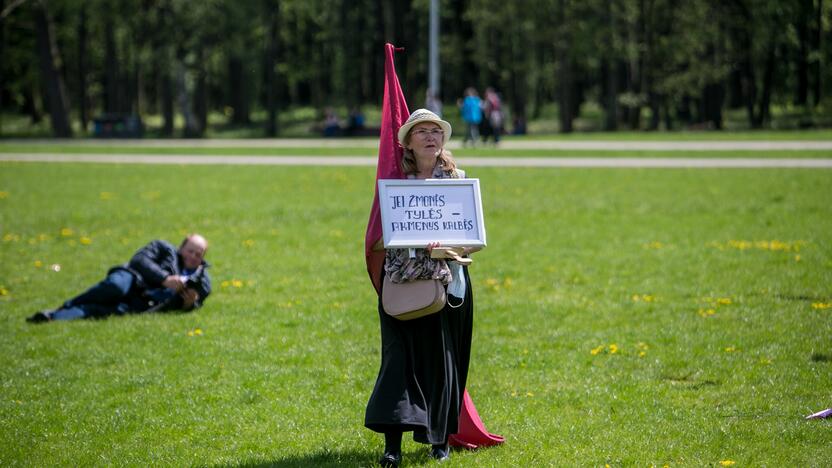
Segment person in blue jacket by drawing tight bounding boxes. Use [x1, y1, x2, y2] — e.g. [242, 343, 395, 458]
[26, 234, 211, 322]
[458, 87, 483, 147]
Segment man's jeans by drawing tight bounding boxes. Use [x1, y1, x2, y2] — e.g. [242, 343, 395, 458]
[51, 270, 136, 320]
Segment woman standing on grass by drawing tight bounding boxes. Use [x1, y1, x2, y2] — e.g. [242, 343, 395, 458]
[364, 109, 480, 467]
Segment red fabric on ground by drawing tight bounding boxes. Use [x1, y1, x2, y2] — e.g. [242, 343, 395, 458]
[449, 390, 505, 449]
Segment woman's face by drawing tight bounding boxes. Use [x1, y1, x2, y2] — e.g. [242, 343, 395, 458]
[406, 122, 444, 160]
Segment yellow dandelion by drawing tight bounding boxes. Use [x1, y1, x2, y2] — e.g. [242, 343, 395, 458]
[724, 346, 738, 353]
[79, 237, 93, 245]
[3, 233, 19, 242]
[231, 279, 243, 288]
[638, 351, 647, 357]
[221, 280, 230, 288]
[719, 461, 735, 467]
[717, 297, 732, 305]
[642, 294, 655, 302]
[34, 260, 43, 268]
[632, 294, 640, 302]
[698, 308, 716, 317]
[608, 344, 619, 354]
[525, 391, 534, 397]
[811, 302, 831, 310]
[60, 228, 74, 237]
[0, 287, 8, 296]
[0, 191, 8, 199]
[242, 239, 255, 247]
[193, 328, 203, 336]
[590, 345, 605, 356]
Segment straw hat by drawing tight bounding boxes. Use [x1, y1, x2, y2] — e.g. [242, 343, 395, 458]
[397, 109, 452, 147]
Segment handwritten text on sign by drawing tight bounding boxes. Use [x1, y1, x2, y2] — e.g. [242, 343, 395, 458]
[378, 179, 486, 249]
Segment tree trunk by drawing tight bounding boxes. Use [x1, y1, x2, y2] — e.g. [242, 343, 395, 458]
[228, 55, 250, 124]
[0, 0, 5, 133]
[556, 0, 573, 133]
[24, 86, 43, 124]
[741, 55, 758, 128]
[602, 0, 618, 131]
[77, 5, 88, 132]
[161, 72, 174, 136]
[264, 0, 280, 137]
[758, 45, 776, 126]
[34, 0, 72, 137]
[104, 20, 119, 114]
[194, 48, 207, 135]
[794, 0, 810, 106]
[702, 83, 724, 130]
[811, 0, 822, 106]
[176, 58, 199, 138]
[648, 92, 660, 130]
[602, 58, 618, 131]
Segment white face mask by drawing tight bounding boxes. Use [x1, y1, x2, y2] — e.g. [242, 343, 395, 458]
[447, 262, 466, 300]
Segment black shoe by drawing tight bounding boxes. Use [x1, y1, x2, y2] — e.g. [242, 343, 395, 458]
[26, 310, 53, 323]
[378, 451, 401, 467]
[430, 445, 450, 462]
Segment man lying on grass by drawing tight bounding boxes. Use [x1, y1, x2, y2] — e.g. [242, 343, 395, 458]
[26, 234, 212, 323]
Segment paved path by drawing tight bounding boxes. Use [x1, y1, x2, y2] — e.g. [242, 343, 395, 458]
[4, 138, 832, 151]
[2, 153, 831, 168]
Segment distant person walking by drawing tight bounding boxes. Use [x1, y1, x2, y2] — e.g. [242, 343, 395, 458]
[458, 87, 482, 147]
[481, 87, 504, 145]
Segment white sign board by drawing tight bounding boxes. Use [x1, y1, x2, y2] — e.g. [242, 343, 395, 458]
[378, 178, 487, 249]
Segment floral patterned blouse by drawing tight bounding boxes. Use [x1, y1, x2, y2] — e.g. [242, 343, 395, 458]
[384, 162, 461, 285]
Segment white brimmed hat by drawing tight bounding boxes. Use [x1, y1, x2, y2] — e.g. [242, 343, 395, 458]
[397, 109, 452, 146]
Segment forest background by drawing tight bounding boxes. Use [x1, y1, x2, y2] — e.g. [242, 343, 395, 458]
[1, 0, 831, 138]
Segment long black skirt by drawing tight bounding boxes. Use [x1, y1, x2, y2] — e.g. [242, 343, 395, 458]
[364, 267, 473, 445]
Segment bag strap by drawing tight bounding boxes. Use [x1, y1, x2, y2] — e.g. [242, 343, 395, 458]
[447, 294, 464, 309]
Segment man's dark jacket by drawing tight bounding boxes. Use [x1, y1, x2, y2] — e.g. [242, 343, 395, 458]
[110, 239, 211, 311]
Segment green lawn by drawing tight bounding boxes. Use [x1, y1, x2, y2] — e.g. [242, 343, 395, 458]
[1, 142, 831, 160]
[1, 160, 830, 466]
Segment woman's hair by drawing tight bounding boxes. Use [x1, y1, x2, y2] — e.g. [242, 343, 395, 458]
[400, 132, 457, 176]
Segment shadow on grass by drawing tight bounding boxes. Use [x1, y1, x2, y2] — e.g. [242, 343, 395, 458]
[208, 448, 432, 468]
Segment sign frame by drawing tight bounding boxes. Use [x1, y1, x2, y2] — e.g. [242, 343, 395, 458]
[378, 178, 487, 249]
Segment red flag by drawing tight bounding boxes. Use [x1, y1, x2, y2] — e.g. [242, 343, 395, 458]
[365, 43, 409, 294]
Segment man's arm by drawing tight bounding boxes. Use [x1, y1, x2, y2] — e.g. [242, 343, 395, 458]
[191, 271, 211, 309]
[128, 240, 177, 288]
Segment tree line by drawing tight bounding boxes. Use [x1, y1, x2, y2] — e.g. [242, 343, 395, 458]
[1, 0, 829, 138]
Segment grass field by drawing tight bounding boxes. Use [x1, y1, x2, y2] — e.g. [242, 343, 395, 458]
[2, 142, 832, 160]
[1, 152, 831, 466]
